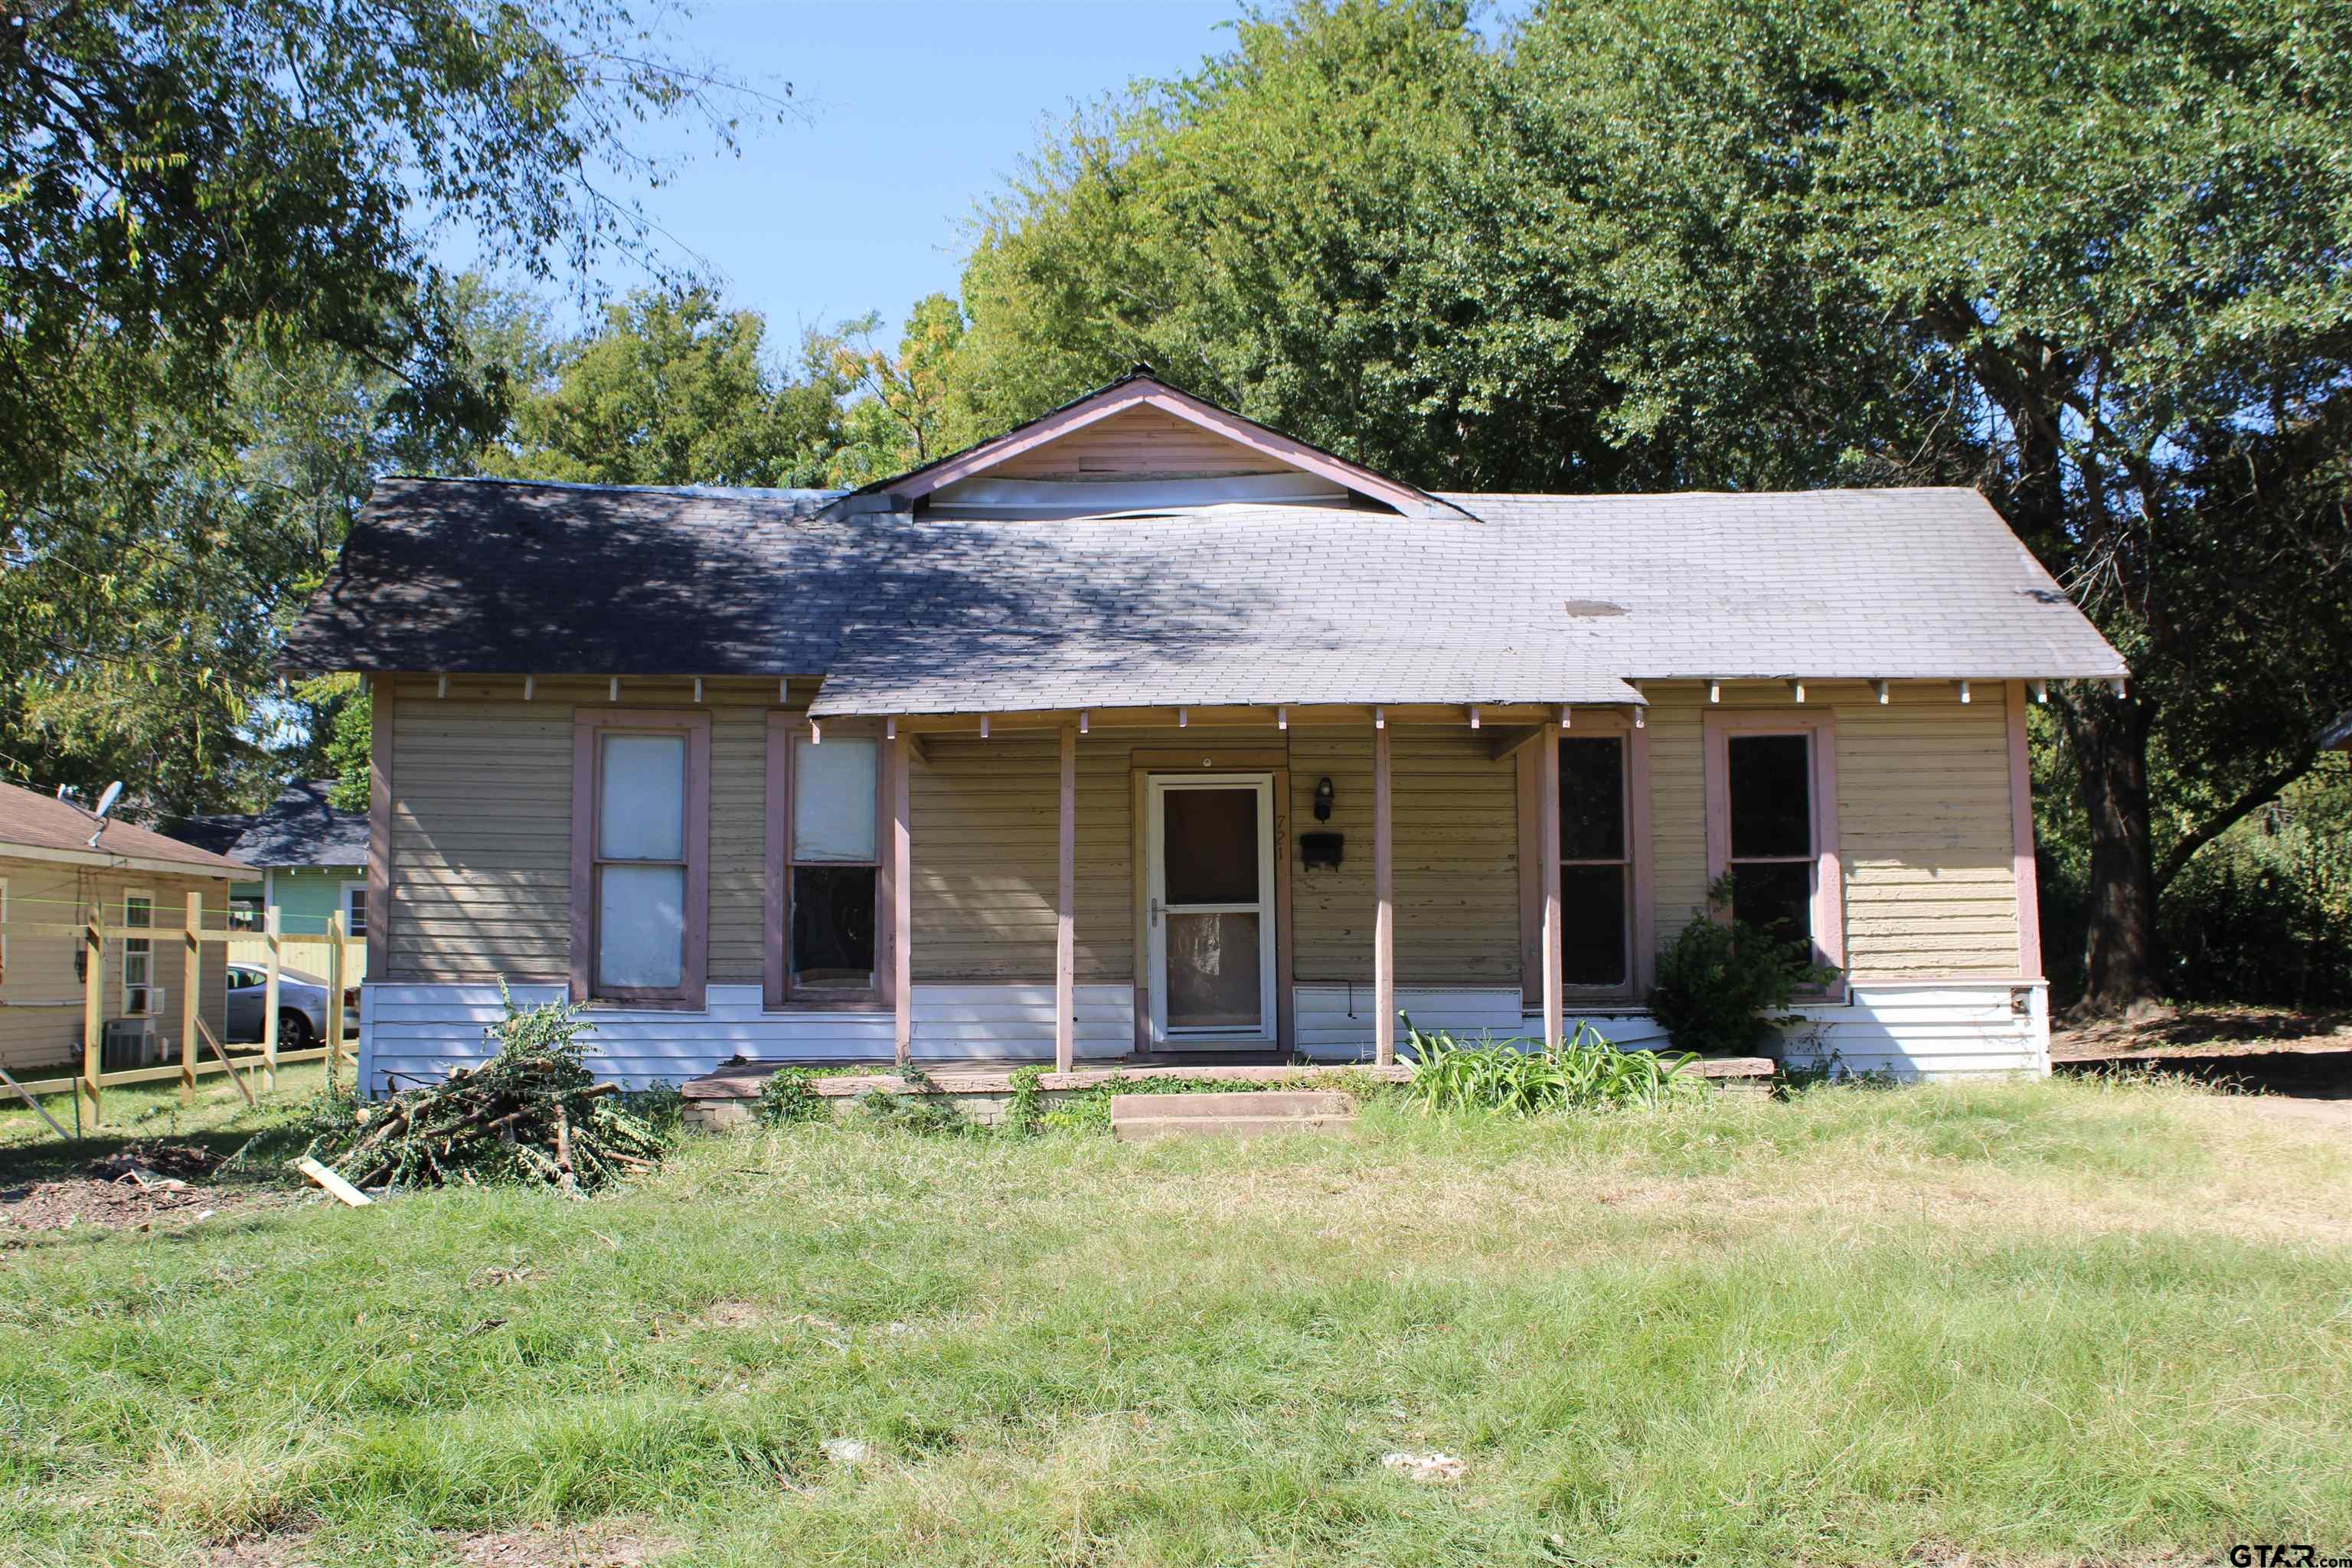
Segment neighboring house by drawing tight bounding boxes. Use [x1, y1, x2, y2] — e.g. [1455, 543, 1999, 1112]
[0, 779, 243, 1074]
[165, 780, 371, 977]
[280, 371, 2128, 1092]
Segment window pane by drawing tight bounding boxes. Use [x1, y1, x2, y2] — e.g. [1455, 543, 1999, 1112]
[123, 896, 152, 929]
[1166, 911, 1263, 1028]
[1560, 864, 1628, 987]
[345, 890, 368, 936]
[598, 864, 684, 988]
[792, 864, 877, 988]
[1559, 737, 1625, 861]
[1163, 789, 1259, 904]
[599, 733, 685, 861]
[793, 737, 878, 863]
[1729, 734, 1811, 859]
[1730, 861, 1813, 947]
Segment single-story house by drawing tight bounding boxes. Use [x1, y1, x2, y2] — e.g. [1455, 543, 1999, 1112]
[280, 371, 2127, 1093]
[0, 779, 243, 1075]
[165, 780, 371, 965]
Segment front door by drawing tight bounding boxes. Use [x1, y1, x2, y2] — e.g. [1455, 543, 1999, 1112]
[1146, 774, 1278, 1047]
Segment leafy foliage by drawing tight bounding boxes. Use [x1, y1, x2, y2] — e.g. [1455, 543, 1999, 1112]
[1397, 1017, 1704, 1115]
[754, 1067, 830, 1127]
[1647, 877, 1840, 1056]
[302, 986, 666, 1191]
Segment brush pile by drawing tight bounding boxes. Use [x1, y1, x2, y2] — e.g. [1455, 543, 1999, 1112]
[304, 990, 667, 1194]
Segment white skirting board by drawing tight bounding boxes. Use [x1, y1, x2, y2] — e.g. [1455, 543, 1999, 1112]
[357, 977, 2048, 1094]
[359, 983, 1135, 1094]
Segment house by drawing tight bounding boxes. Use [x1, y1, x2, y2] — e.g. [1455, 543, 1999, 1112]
[0, 779, 243, 1076]
[280, 371, 2127, 1094]
[165, 780, 372, 971]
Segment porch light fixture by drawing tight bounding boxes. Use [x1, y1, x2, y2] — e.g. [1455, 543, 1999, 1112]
[1314, 776, 1335, 822]
[1958, 680, 1972, 704]
[1873, 680, 1890, 704]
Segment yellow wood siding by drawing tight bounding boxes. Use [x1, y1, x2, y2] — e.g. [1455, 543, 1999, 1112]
[980, 405, 1288, 482]
[0, 856, 228, 1072]
[386, 676, 789, 986]
[1640, 681, 2020, 978]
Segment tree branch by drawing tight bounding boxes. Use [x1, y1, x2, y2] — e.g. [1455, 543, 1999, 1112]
[2154, 746, 2324, 891]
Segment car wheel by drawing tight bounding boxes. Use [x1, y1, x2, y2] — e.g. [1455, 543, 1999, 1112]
[278, 1008, 315, 1050]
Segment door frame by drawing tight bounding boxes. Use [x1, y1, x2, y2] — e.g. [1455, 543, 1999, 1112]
[1130, 749, 1293, 1054]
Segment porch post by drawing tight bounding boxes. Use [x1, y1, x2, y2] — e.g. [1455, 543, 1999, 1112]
[1539, 719, 1563, 1052]
[893, 729, 913, 1067]
[1056, 723, 1076, 1073]
[1374, 715, 1395, 1065]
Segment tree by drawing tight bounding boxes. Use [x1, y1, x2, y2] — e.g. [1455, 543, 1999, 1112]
[951, 0, 2352, 1012]
[820, 293, 978, 487]
[483, 284, 850, 488]
[1, 0, 781, 812]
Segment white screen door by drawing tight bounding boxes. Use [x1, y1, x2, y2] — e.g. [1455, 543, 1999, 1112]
[1146, 774, 1277, 1045]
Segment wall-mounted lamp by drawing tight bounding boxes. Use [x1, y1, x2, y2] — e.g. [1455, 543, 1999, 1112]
[1313, 776, 1335, 822]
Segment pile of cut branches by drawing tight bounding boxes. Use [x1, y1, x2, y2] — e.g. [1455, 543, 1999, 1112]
[304, 988, 666, 1195]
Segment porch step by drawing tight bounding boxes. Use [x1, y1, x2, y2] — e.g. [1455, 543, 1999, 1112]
[1111, 1090, 1357, 1142]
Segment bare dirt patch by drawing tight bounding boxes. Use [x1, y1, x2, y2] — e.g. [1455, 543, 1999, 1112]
[447, 1517, 678, 1566]
[0, 1140, 296, 1236]
[2053, 1004, 2352, 1129]
[198, 1530, 319, 1567]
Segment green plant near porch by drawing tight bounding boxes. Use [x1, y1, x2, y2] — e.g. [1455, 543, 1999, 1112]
[1647, 875, 1841, 1055]
[1396, 1018, 1701, 1116]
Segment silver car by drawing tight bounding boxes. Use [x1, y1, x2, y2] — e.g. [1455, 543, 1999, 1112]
[224, 963, 360, 1048]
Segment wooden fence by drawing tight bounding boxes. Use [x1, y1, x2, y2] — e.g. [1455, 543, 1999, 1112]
[6, 898, 354, 1126]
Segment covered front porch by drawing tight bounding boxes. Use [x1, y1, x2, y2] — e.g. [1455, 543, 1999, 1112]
[848, 700, 1619, 1074]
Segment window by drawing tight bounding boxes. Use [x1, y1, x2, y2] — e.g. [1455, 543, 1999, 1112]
[570, 711, 710, 1005]
[1558, 736, 1632, 988]
[122, 891, 154, 1014]
[229, 895, 262, 931]
[341, 882, 368, 939]
[1704, 712, 1844, 978]
[766, 717, 887, 1004]
[1522, 712, 1650, 1006]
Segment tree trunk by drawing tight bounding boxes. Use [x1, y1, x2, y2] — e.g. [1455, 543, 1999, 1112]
[2070, 699, 2161, 1018]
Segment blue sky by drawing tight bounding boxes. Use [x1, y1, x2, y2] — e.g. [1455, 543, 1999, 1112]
[471, 0, 1254, 341]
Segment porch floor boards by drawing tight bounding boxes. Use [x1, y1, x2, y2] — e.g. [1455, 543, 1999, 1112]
[678, 1054, 1775, 1102]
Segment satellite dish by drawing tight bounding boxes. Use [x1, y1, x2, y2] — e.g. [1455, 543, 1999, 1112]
[93, 781, 122, 818]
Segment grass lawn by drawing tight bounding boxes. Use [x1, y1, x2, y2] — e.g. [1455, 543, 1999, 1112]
[2, 1073, 2347, 1566]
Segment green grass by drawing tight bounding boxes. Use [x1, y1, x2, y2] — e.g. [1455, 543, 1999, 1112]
[2, 1075, 2347, 1566]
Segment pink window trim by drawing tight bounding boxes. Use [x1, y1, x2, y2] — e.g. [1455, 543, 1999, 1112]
[1520, 710, 1654, 1007]
[569, 709, 711, 1009]
[1701, 709, 1846, 988]
[763, 713, 896, 1011]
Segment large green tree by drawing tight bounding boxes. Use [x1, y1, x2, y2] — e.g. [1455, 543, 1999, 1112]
[482, 284, 851, 487]
[950, 0, 2352, 1011]
[1, 0, 785, 812]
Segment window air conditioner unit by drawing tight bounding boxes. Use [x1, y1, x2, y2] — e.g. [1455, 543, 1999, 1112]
[101, 1016, 164, 1072]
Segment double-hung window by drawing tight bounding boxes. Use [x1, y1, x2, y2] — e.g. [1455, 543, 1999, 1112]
[1704, 712, 1844, 978]
[121, 891, 155, 1014]
[571, 711, 710, 1006]
[766, 717, 887, 1005]
[1525, 711, 1651, 1004]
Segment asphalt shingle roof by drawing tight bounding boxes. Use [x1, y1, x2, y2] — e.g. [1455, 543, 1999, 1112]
[0, 781, 247, 874]
[221, 781, 369, 869]
[282, 477, 2126, 714]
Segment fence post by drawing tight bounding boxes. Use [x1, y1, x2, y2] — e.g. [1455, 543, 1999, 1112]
[79, 912, 105, 1129]
[325, 907, 346, 1093]
[180, 891, 201, 1106]
[263, 904, 281, 1093]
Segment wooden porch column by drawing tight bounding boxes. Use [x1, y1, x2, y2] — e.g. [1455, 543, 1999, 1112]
[1538, 719, 1563, 1052]
[1374, 716, 1396, 1065]
[1055, 723, 1076, 1073]
[79, 911, 104, 1127]
[892, 729, 913, 1067]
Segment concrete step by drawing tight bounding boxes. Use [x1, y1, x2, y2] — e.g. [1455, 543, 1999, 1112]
[1110, 1090, 1357, 1142]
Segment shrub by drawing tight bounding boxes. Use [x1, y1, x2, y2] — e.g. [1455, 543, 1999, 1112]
[1396, 1017, 1703, 1116]
[755, 1067, 829, 1127]
[1646, 875, 1839, 1055]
